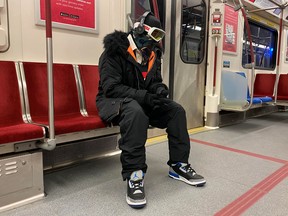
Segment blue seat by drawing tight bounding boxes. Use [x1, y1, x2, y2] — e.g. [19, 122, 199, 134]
[257, 96, 273, 103]
[237, 72, 273, 104]
[247, 97, 262, 104]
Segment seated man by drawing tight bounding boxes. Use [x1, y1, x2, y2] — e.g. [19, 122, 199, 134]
[96, 11, 206, 208]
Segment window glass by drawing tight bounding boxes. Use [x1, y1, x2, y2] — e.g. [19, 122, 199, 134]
[181, 0, 206, 64]
[242, 20, 277, 70]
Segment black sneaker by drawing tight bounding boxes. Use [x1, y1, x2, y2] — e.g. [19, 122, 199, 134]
[169, 162, 206, 186]
[126, 170, 146, 208]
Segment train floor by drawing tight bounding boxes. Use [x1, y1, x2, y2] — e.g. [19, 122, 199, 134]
[3, 111, 288, 216]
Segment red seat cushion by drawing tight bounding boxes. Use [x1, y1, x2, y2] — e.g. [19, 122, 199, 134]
[0, 123, 45, 144]
[32, 114, 105, 134]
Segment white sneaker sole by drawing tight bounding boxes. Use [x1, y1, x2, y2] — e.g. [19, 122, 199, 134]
[169, 172, 206, 186]
[126, 194, 146, 208]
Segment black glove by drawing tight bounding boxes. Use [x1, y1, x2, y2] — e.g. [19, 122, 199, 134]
[157, 98, 172, 111]
[156, 87, 169, 98]
[144, 93, 162, 108]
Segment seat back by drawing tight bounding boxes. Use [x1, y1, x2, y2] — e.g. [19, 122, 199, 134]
[0, 61, 24, 126]
[21, 62, 81, 121]
[236, 72, 250, 98]
[254, 73, 276, 97]
[77, 65, 100, 116]
[277, 74, 288, 100]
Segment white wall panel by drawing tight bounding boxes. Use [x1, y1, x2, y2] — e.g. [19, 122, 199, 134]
[0, 0, 126, 64]
[0, 0, 22, 60]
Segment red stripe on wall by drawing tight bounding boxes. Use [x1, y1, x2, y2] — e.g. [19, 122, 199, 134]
[190, 138, 288, 164]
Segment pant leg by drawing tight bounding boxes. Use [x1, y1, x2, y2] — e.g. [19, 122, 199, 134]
[149, 100, 190, 166]
[115, 100, 149, 180]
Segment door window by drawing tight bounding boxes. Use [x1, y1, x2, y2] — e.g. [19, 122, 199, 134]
[181, 0, 207, 64]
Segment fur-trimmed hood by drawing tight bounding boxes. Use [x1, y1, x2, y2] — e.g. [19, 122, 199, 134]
[103, 30, 130, 57]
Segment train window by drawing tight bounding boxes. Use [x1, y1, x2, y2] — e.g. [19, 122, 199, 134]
[181, 0, 206, 64]
[242, 20, 277, 70]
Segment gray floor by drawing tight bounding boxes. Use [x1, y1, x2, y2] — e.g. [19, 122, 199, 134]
[2, 112, 288, 216]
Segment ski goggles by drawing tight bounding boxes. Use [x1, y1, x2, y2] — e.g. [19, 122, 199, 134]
[143, 24, 165, 42]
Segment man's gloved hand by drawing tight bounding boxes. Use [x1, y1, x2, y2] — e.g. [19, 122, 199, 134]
[144, 93, 162, 108]
[156, 87, 169, 98]
[144, 94, 173, 111]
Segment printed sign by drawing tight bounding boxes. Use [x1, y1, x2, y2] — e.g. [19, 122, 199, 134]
[35, 0, 98, 34]
[223, 60, 231, 68]
[223, 5, 238, 54]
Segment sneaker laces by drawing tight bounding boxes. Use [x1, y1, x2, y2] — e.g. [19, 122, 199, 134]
[129, 180, 143, 189]
[129, 180, 144, 194]
[183, 164, 197, 176]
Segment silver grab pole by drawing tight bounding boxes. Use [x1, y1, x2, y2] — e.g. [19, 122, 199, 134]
[273, 8, 284, 103]
[38, 0, 56, 150]
[235, 0, 255, 111]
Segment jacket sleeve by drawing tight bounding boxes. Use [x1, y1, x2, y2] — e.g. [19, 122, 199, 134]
[99, 55, 147, 104]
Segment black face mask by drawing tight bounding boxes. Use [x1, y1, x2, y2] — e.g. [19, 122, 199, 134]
[140, 47, 151, 65]
[134, 34, 156, 65]
[134, 34, 155, 50]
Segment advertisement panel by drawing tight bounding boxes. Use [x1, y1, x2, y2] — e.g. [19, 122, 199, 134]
[223, 5, 238, 54]
[35, 0, 98, 34]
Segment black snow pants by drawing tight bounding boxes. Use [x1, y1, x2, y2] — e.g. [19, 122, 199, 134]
[112, 99, 191, 180]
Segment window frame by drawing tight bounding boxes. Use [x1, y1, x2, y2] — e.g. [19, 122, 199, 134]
[242, 19, 278, 71]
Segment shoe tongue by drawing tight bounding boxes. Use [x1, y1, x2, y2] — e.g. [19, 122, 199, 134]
[130, 170, 143, 181]
[173, 162, 187, 167]
[179, 162, 187, 167]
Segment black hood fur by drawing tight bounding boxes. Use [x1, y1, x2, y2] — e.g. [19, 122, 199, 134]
[103, 30, 130, 57]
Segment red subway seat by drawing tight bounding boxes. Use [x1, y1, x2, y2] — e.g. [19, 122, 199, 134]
[0, 61, 45, 145]
[22, 62, 105, 135]
[277, 74, 288, 100]
[253, 73, 276, 98]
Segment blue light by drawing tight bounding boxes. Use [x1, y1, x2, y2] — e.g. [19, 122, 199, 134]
[270, 48, 274, 52]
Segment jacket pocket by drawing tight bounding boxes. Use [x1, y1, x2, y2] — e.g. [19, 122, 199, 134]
[98, 99, 122, 123]
[99, 97, 135, 123]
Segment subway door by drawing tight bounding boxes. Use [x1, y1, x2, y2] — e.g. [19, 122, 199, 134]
[163, 0, 208, 129]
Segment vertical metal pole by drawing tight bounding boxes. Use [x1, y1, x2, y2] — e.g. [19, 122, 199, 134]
[273, 9, 284, 103]
[238, 0, 255, 111]
[168, 0, 176, 100]
[39, 0, 56, 150]
[213, 36, 218, 96]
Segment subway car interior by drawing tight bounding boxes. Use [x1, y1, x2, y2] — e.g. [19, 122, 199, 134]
[0, 0, 288, 215]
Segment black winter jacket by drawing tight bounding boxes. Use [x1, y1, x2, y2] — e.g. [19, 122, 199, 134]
[96, 30, 168, 123]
